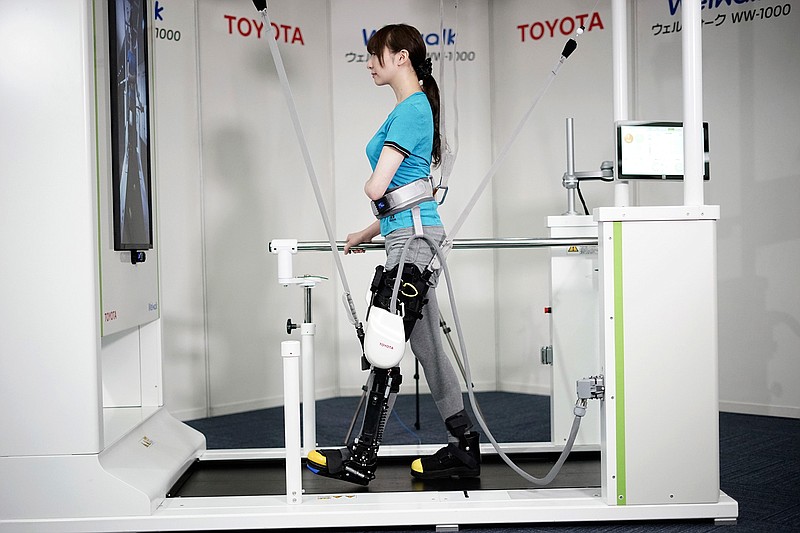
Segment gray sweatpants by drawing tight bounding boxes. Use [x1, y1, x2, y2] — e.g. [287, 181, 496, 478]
[384, 226, 465, 424]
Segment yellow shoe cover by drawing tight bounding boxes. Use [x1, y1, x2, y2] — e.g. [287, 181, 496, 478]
[307, 449, 327, 467]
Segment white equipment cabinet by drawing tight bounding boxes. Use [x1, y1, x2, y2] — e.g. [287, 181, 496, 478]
[0, 0, 205, 523]
[597, 206, 722, 506]
[547, 215, 601, 447]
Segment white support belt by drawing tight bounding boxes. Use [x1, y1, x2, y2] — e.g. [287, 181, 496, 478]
[371, 177, 435, 220]
[411, 206, 424, 236]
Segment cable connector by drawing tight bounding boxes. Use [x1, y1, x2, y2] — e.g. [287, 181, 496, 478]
[576, 375, 605, 401]
[573, 398, 587, 417]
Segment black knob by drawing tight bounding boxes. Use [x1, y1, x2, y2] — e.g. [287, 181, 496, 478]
[286, 319, 299, 334]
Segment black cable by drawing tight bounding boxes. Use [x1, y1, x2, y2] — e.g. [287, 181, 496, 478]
[577, 182, 590, 215]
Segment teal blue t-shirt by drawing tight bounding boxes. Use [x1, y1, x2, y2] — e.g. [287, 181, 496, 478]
[366, 91, 442, 236]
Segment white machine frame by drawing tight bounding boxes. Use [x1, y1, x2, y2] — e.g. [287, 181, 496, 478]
[0, 0, 738, 531]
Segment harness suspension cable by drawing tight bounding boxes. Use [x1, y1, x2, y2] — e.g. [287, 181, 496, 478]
[443, 46, 574, 255]
[437, 0, 459, 193]
[255, 5, 362, 332]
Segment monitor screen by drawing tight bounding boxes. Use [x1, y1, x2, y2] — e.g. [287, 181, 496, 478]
[616, 121, 709, 180]
[108, 0, 153, 251]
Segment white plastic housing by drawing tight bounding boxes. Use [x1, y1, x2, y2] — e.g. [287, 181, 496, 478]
[269, 239, 298, 283]
[364, 307, 406, 369]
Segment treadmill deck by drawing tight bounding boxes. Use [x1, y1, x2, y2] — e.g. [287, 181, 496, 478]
[168, 451, 601, 498]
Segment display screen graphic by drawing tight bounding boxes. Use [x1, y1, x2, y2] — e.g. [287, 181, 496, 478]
[109, 0, 153, 251]
[616, 121, 709, 181]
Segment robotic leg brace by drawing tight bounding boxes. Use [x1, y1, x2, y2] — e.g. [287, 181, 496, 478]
[306, 366, 401, 485]
[306, 264, 431, 485]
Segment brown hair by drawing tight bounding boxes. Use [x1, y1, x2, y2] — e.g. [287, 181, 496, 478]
[367, 24, 441, 168]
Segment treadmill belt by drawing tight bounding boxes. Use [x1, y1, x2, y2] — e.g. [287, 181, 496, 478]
[168, 452, 600, 497]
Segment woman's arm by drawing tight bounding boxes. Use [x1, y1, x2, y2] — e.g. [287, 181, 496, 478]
[346, 146, 404, 254]
[344, 220, 380, 254]
[364, 146, 405, 201]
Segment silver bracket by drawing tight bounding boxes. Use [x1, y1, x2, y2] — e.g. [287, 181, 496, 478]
[576, 375, 605, 400]
[540, 345, 553, 365]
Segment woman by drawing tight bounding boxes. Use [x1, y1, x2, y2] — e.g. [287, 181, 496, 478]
[308, 24, 480, 484]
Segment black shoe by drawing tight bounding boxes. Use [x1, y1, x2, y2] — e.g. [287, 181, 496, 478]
[410, 431, 481, 480]
[306, 448, 375, 486]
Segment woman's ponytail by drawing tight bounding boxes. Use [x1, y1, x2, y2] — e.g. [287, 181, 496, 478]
[416, 57, 441, 167]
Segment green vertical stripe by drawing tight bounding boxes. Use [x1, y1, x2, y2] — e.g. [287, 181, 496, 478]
[613, 221, 627, 505]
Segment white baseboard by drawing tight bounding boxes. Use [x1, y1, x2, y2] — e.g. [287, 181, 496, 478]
[167, 406, 210, 422]
[208, 396, 285, 417]
[719, 400, 800, 419]
[169, 385, 549, 422]
[496, 381, 551, 396]
[170, 387, 342, 421]
[174, 392, 798, 422]
[338, 380, 498, 398]
[337, 384, 432, 397]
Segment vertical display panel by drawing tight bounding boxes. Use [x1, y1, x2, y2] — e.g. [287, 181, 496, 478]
[109, 0, 153, 251]
[100, 0, 160, 337]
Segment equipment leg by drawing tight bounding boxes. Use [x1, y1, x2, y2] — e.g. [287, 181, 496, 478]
[414, 358, 421, 430]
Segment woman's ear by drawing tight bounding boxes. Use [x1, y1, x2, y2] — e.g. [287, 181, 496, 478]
[396, 49, 410, 66]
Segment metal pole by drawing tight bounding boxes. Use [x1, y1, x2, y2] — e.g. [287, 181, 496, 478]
[301, 286, 316, 454]
[293, 237, 598, 252]
[414, 359, 421, 430]
[281, 340, 302, 505]
[565, 118, 578, 215]
[440, 318, 467, 383]
[612, 0, 631, 208]
[304, 286, 312, 323]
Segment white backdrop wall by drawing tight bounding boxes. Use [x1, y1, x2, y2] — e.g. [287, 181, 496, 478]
[156, 0, 497, 423]
[631, 0, 800, 418]
[155, 0, 800, 422]
[490, 0, 616, 395]
[151, 1, 208, 419]
[196, 0, 339, 417]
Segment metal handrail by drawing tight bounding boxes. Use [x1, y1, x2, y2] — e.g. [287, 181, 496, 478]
[294, 237, 598, 252]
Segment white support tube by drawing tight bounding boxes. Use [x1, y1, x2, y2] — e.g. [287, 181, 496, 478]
[301, 322, 316, 454]
[281, 340, 302, 505]
[269, 239, 298, 285]
[611, 0, 631, 207]
[682, 0, 705, 206]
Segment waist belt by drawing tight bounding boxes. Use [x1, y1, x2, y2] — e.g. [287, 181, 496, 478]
[371, 177, 435, 219]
